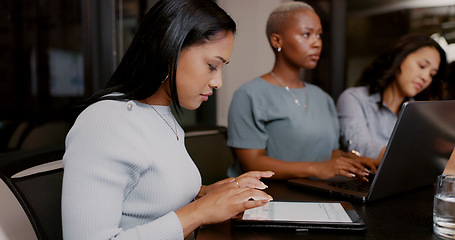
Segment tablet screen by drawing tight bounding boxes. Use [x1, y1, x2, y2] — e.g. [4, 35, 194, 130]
[242, 202, 353, 223]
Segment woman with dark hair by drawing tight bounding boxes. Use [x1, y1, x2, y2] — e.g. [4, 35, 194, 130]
[337, 33, 447, 161]
[62, 0, 273, 239]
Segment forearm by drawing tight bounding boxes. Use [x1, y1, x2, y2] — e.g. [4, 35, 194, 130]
[175, 201, 204, 238]
[241, 155, 319, 179]
[377, 146, 386, 162]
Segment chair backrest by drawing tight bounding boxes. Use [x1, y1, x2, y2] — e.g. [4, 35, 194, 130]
[18, 121, 71, 151]
[0, 145, 64, 240]
[184, 126, 235, 185]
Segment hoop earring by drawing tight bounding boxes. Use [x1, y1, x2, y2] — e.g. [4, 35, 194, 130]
[277, 47, 281, 52]
[162, 75, 169, 84]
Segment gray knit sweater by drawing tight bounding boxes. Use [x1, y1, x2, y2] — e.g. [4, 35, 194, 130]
[62, 99, 201, 239]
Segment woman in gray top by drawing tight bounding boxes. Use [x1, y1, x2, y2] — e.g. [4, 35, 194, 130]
[337, 33, 447, 161]
[62, 1, 273, 239]
[228, 2, 377, 181]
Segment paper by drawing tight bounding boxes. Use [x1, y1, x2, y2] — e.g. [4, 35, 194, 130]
[243, 201, 353, 223]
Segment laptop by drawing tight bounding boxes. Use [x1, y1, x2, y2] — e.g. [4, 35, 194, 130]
[288, 100, 455, 202]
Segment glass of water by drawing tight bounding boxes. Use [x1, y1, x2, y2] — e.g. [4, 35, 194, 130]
[434, 175, 455, 239]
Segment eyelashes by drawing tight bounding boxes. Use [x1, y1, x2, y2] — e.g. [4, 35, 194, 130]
[208, 64, 218, 71]
[418, 63, 437, 77]
[302, 32, 323, 39]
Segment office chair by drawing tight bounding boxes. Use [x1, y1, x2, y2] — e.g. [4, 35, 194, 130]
[184, 126, 236, 185]
[0, 145, 65, 240]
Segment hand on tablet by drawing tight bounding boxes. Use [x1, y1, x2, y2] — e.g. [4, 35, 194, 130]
[176, 171, 274, 237]
[195, 171, 274, 200]
[232, 171, 274, 189]
[181, 171, 274, 226]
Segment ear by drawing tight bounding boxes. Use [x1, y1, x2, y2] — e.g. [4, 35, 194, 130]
[270, 33, 282, 50]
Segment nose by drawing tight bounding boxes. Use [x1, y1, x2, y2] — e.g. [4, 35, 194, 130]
[312, 36, 322, 49]
[421, 69, 433, 83]
[209, 74, 223, 89]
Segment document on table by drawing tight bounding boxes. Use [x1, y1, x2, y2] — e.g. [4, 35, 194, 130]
[242, 201, 353, 223]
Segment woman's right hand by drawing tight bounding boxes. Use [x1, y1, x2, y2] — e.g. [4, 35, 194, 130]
[175, 171, 273, 237]
[310, 150, 371, 181]
[194, 179, 272, 225]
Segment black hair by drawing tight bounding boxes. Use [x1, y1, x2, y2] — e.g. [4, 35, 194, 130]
[83, 0, 236, 112]
[358, 33, 447, 102]
[442, 61, 455, 100]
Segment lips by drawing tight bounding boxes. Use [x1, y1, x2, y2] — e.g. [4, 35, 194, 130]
[200, 92, 212, 101]
[309, 53, 320, 61]
[414, 82, 423, 91]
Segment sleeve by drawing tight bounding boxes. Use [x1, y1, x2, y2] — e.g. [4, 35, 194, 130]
[227, 87, 268, 149]
[336, 89, 383, 159]
[61, 103, 184, 240]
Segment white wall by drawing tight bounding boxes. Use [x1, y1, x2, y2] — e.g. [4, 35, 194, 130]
[216, 0, 291, 127]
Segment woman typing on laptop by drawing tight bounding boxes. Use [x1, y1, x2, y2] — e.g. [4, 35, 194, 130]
[337, 33, 447, 162]
[227, 2, 377, 181]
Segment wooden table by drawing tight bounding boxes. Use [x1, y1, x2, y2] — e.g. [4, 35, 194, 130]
[196, 180, 442, 240]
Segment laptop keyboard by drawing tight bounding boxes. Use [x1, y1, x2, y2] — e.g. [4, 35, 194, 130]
[329, 180, 370, 193]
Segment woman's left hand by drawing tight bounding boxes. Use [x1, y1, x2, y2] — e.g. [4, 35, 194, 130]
[343, 152, 379, 174]
[175, 171, 274, 237]
[195, 171, 274, 200]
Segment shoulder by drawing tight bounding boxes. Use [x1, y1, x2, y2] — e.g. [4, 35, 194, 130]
[306, 83, 328, 95]
[73, 99, 148, 136]
[230, 77, 281, 115]
[351, 86, 369, 95]
[64, 100, 151, 181]
[338, 86, 370, 102]
[235, 77, 269, 93]
[79, 100, 133, 123]
[232, 77, 277, 102]
[341, 86, 368, 96]
[66, 99, 150, 162]
[306, 83, 334, 102]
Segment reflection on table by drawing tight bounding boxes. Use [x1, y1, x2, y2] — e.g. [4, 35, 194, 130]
[196, 180, 438, 240]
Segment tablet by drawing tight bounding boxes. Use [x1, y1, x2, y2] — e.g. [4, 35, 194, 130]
[231, 201, 366, 231]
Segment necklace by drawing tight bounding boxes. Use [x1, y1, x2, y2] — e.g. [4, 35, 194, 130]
[270, 71, 308, 108]
[145, 100, 179, 141]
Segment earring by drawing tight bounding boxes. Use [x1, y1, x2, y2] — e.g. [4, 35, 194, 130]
[162, 75, 169, 84]
[277, 47, 281, 52]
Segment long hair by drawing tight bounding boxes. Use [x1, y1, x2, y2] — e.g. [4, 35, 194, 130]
[84, 0, 236, 112]
[359, 33, 447, 101]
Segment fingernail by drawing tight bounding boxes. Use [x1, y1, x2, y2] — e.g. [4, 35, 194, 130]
[261, 182, 268, 189]
[268, 194, 273, 200]
[351, 174, 356, 178]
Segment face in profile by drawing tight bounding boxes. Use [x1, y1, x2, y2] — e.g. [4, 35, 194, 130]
[395, 46, 440, 98]
[279, 9, 322, 70]
[176, 31, 234, 110]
